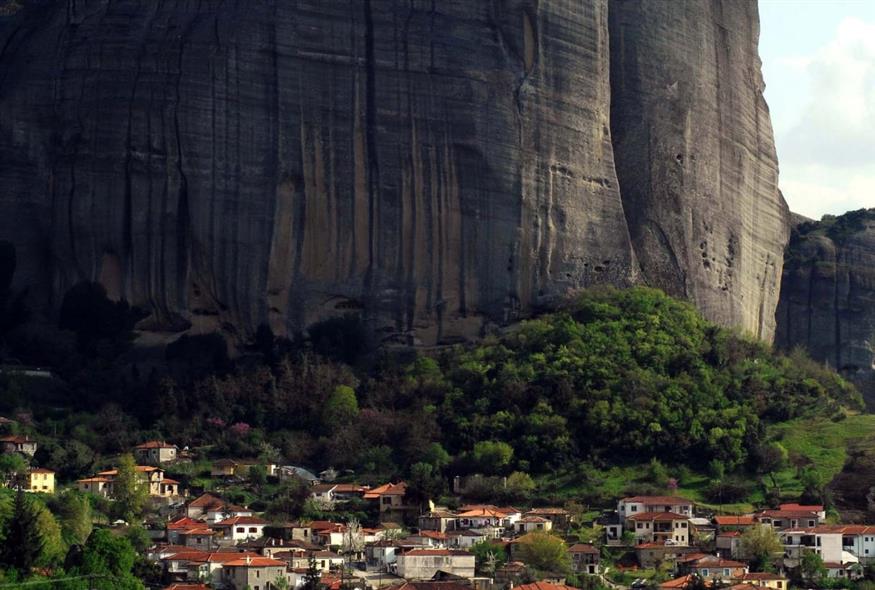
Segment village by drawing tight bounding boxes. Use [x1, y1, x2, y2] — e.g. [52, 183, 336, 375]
[3, 433, 873, 590]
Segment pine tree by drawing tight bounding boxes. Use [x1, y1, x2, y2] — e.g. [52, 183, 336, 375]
[0, 488, 45, 573]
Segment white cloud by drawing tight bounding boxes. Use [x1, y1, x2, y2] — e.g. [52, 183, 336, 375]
[772, 17, 875, 217]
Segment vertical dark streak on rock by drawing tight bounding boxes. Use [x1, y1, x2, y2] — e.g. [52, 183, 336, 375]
[834, 255, 842, 369]
[174, 19, 193, 314]
[363, 0, 380, 290]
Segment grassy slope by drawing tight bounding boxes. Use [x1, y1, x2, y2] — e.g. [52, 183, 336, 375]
[539, 414, 875, 514]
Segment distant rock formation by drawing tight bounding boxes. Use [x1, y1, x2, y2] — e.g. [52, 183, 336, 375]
[776, 209, 875, 404]
[0, 0, 788, 345]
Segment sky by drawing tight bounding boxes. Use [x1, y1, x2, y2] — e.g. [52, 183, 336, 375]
[759, 0, 875, 219]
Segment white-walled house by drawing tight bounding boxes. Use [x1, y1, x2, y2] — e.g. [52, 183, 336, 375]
[618, 496, 693, 524]
[212, 516, 268, 542]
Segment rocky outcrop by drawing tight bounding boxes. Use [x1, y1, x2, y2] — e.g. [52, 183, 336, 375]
[776, 209, 875, 404]
[0, 0, 788, 345]
[609, 0, 789, 341]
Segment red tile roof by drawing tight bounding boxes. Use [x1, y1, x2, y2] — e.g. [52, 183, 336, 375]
[223, 556, 287, 567]
[364, 482, 407, 498]
[622, 496, 692, 505]
[714, 516, 755, 526]
[168, 517, 203, 530]
[29, 467, 54, 474]
[214, 516, 267, 526]
[399, 549, 472, 556]
[627, 512, 689, 521]
[741, 573, 786, 581]
[136, 440, 177, 449]
[779, 503, 823, 512]
[568, 544, 599, 554]
[757, 509, 819, 519]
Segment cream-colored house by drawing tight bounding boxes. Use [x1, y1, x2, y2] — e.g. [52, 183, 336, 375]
[134, 440, 178, 464]
[26, 468, 54, 493]
[626, 512, 690, 546]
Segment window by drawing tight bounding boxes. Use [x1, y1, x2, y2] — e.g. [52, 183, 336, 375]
[723, 569, 730, 577]
[631, 506, 638, 512]
[809, 520, 815, 527]
[681, 522, 688, 528]
[777, 583, 782, 588]
[237, 527, 245, 533]
[250, 527, 258, 533]
[701, 570, 709, 577]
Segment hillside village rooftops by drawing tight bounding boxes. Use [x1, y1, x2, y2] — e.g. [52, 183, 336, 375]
[782, 524, 875, 534]
[167, 517, 203, 530]
[622, 495, 692, 505]
[519, 516, 550, 523]
[627, 511, 689, 521]
[460, 504, 520, 514]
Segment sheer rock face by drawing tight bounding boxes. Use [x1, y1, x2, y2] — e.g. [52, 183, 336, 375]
[776, 210, 875, 404]
[0, 0, 788, 345]
[609, 0, 789, 341]
[0, 0, 636, 343]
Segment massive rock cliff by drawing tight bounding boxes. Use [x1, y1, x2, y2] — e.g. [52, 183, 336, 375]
[776, 209, 875, 405]
[0, 0, 787, 345]
[609, 0, 789, 341]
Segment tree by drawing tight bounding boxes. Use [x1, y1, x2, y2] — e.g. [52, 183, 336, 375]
[0, 489, 45, 573]
[111, 454, 148, 523]
[516, 532, 571, 574]
[505, 471, 536, 499]
[407, 462, 445, 505]
[739, 525, 782, 572]
[323, 385, 359, 429]
[471, 441, 514, 475]
[34, 503, 65, 567]
[68, 528, 144, 590]
[0, 453, 27, 487]
[52, 490, 93, 546]
[471, 540, 506, 575]
[800, 549, 827, 582]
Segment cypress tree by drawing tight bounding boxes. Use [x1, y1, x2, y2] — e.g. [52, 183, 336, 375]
[0, 488, 45, 573]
